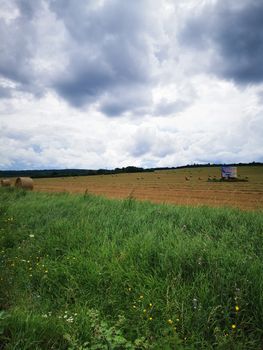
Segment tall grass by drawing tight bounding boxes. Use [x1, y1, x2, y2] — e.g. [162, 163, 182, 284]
[0, 188, 262, 349]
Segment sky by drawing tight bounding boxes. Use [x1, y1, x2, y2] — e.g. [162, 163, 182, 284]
[0, 0, 263, 170]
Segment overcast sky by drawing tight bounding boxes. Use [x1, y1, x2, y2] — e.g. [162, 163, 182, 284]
[0, 0, 263, 170]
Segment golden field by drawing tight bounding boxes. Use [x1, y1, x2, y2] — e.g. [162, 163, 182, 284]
[30, 166, 263, 210]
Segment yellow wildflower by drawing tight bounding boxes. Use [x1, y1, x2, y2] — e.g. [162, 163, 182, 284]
[231, 324, 236, 329]
[167, 319, 173, 325]
[235, 305, 240, 311]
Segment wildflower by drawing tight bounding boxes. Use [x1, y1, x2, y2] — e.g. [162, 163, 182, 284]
[139, 295, 144, 300]
[176, 318, 180, 322]
[133, 305, 136, 309]
[149, 303, 153, 307]
[128, 287, 132, 292]
[167, 319, 173, 325]
[231, 324, 236, 329]
[29, 234, 34, 238]
[42, 314, 48, 318]
[149, 317, 153, 321]
[193, 298, 198, 309]
[235, 305, 240, 312]
[143, 309, 147, 313]
[44, 270, 48, 273]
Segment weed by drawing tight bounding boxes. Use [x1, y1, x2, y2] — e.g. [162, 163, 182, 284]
[0, 188, 262, 349]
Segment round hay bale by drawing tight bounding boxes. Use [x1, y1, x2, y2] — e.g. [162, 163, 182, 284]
[1, 179, 11, 187]
[15, 177, 33, 190]
[185, 176, 190, 181]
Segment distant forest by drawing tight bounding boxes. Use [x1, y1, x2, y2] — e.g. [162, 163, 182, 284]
[0, 162, 262, 179]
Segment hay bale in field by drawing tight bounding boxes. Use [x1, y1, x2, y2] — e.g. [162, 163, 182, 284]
[1, 179, 11, 187]
[15, 177, 33, 190]
[198, 177, 202, 180]
[185, 176, 190, 181]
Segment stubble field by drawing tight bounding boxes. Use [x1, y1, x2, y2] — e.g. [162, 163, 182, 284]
[32, 166, 263, 210]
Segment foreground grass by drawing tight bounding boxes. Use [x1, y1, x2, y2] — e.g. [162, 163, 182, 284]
[0, 188, 262, 349]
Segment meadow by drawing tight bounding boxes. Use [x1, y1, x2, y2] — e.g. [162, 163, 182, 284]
[32, 166, 263, 210]
[0, 187, 262, 349]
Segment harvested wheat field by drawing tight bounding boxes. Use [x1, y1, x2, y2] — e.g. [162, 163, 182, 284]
[33, 166, 263, 210]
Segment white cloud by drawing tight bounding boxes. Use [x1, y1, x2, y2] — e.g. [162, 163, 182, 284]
[0, 0, 262, 170]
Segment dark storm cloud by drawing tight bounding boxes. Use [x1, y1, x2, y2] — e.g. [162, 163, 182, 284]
[0, 18, 32, 85]
[180, 0, 263, 84]
[100, 86, 151, 117]
[15, 0, 40, 19]
[54, 58, 116, 107]
[0, 0, 157, 116]
[48, 0, 155, 113]
[0, 1, 44, 95]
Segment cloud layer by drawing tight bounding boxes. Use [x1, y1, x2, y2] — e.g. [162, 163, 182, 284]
[0, 0, 262, 169]
[180, 0, 263, 84]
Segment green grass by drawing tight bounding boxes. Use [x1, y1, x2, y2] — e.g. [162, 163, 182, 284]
[0, 188, 262, 349]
